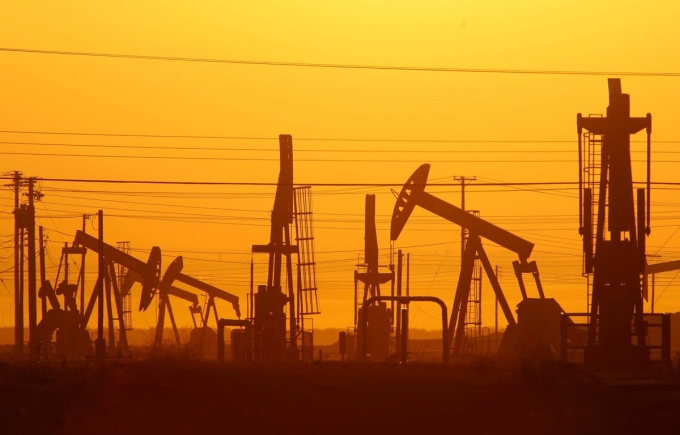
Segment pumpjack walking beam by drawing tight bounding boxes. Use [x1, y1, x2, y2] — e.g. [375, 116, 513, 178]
[73, 230, 239, 351]
[151, 255, 224, 347]
[391, 164, 541, 357]
[73, 230, 239, 317]
[95, 210, 105, 359]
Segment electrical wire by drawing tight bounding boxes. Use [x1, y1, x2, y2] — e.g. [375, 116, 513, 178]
[3, 139, 680, 153]
[2, 47, 680, 77]
[2, 150, 638, 163]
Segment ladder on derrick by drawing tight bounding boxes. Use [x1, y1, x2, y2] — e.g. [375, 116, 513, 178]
[294, 186, 320, 316]
[116, 241, 133, 331]
[463, 210, 482, 354]
[582, 122, 603, 313]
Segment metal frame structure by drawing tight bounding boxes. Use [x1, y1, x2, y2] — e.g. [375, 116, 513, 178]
[217, 318, 253, 362]
[73, 230, 240, 348]
[361, 296, 448, 363]
[644, 260, 680, 314]
[251, 134, 320, 362]
[33, 229, 241, 359]
[576, 78, 662, 371]
[462, 210, 483, 354]
[354, 194, 394, 360]
[390, 164, 545, 358]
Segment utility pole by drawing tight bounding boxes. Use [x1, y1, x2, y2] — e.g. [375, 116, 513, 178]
[39, 226, 47, 318]
[63, 242, 69, 306]
[406, 253, 410, 297]
[26, 178, 42, 355]
[454, 176, 476, 260]
[6, 171, 23, 354]
[81, 214, 90, 315]
[455, 176, 479, 351]
[495, 265, 499, 334]
[395, 250, 403, 355]
[19, 223, 25, 354]
[651, 273, 655, 314]
[96, 210, 106, 359]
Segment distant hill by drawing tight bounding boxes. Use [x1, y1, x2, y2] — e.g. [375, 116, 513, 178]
[312, 327, 447, 346]
[3, 314, 678, 351]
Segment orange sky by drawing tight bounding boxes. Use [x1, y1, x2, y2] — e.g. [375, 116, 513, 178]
[1, 2, 680, 331]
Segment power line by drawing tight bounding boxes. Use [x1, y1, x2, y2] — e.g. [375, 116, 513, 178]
[0, 150, 559, 163]
[42, 190, 592, 218]
[2, 130, 679, 144]
[5, 150, 680, 164]
[0, 150, 593, 163]
[3, 176, 679, 188]
[2, 47, 680, 77]
[6, 139, 680, 154]
[0, 140, 590, 153]
[2, 176, 581, 187]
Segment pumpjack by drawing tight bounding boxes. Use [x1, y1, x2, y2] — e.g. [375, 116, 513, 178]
[391, 164, 565, 359]
[354, 194, 394, 360]
[250, 134, 319, 362]
[35, 231, 241, 359]
[576, 79, 670, 370]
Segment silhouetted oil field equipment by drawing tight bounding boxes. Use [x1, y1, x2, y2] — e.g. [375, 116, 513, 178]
[390, 163, 567, 360]
[361, 295, 449, 363]
[248, 134, 319, 362]
[564, 79, 672, 370]
[4, 82, 677, 375]
[354, 194, 394, 361]
[645, 259, 680, 314]
[31, 227, 241, 361]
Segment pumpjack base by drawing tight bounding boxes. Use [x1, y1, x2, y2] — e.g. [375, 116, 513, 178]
[584, 345, 651, 372]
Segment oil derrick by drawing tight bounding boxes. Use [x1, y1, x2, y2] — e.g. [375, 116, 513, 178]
[252, 134, 297, 362]
[391, 165, 565, 360]
[577, 79, 669, 370]
[354, 194, 393, 360]
[251, 135, 319, 362]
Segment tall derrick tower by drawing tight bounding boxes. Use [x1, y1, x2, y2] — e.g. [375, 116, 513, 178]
[251, 135, 319, 362]
[577, 79, 653, 370]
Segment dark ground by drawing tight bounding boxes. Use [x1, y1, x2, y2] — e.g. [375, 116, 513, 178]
[0, 358, 679, 435]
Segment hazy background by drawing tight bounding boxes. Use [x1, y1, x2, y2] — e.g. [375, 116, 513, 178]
[1, 1, 679, 334]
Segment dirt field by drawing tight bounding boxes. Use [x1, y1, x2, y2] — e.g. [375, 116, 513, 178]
[0, 357, 678, 435]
